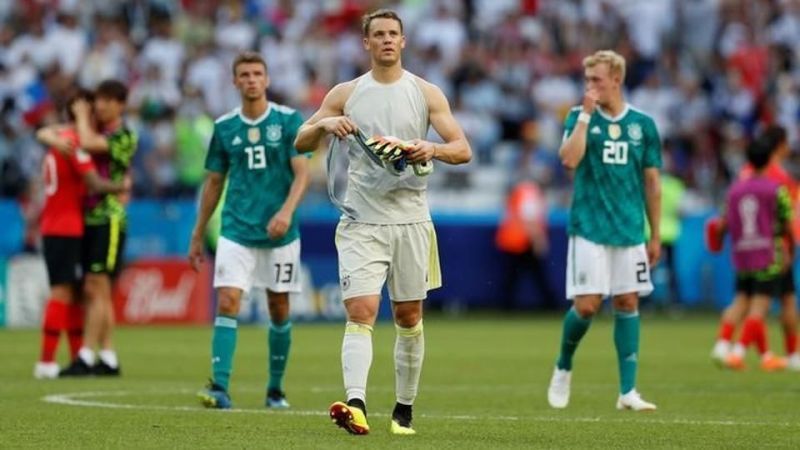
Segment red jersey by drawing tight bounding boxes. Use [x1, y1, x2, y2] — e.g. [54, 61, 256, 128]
[40, 128, 96, 237]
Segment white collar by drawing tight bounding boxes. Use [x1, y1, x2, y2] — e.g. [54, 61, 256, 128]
[596, 103, 630, 122]
[237, 103, 272, 125]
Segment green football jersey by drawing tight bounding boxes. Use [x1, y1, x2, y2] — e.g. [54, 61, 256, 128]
[85, 125, 137, 227]
[205, 102, 304, 248]
[563, 104, 662, 246]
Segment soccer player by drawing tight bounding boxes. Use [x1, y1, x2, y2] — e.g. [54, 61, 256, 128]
[33, 90, 125, 379]
[711, 126, 796, 371]
[547, 50, 661, 411]
[294, 9, 471, 435]
[59, 80, 137, 377]
[190, 51, 309, 409]
[712, 138, 793, 370]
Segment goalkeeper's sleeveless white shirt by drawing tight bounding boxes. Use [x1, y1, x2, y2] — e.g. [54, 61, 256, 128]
[340, 70, 431, 224]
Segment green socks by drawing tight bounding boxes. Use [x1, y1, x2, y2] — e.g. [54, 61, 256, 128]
[614, 310, 640, 395]
[556, 307, 592, 371]
[268, 320, 292, 392]
[212, 315, 238, 391]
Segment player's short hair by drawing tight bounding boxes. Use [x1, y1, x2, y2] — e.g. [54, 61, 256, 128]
[747, 137, 772, 169]
[65, 88, 94, 121]
[95, 79, 128, 103]
[362, 9, 403, 36]
[232, 51, 268, 76]
[759, 125, 787, 153]
[583, 50, 626, 82]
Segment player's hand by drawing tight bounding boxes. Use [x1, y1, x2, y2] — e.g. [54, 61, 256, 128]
[647, 237, 661, 266]
[71, 98, 92, 119]
[405, 139, 436, 163]
[267, 209, 292, 240]
[188, 234, 205, 272]
[53, 136, 77, 154]
[582, 89, 598, 114]
[321, 116, 358, 139]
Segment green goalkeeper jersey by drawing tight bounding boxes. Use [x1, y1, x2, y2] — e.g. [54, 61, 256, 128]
[563, 104, 662, 246]
[205, 102, 304, 248]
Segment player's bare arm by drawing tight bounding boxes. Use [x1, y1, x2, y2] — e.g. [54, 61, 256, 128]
[407, 79, 471, 165]
[36, 124, 75, 153]
[267, 155, 310, 240]
[72, 98, 109, 152]
[188, 171, 226, 271]
[560, 89, 598, 170]
[83, 171, 126, 195]
[644, 167, 661, 265]
[294, 81, 358, 151]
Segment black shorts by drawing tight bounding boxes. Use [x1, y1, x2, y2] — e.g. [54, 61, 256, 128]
[82, 222, 126, 276]
[780, 270, 796, 296]
[42, 236, 83, 286]
[735, 274, 782, 299]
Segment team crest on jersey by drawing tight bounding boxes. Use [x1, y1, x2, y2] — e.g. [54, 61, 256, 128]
[247, 127, 261, 144]
[266, 124, 282, 142]
[608, 124, 622, 140]
[627, 123, 643, 141]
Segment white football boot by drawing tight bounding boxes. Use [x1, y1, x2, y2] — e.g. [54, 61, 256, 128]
[616, 389, 657, 411]
[787, 353, 800, 371]
[710, 340, 730, 367]
[547, 367, 572, 409]
[34, 361, 60, 379]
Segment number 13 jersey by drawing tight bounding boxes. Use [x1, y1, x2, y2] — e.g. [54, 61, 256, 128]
[562, 104, 662, 246]
[205, 103, 304, 248]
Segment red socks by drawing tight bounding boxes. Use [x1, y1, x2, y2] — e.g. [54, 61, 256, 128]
[784, 330, 797, 355]
[718, 321, 736, 341]
[40, 300, 67, 362]
[740, 317, 768, 355]
[66, 303, 85, 359]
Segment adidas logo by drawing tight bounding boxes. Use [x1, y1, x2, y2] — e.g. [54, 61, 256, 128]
[591, 126, 601, 135]
[232, 136, 242, 145]
[625, 353, 638, 362]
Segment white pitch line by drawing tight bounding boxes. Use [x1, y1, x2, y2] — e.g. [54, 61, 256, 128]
[41, 390, 796, 428]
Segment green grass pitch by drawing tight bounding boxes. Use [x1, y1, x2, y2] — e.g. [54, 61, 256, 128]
[1, 313, 798, 448]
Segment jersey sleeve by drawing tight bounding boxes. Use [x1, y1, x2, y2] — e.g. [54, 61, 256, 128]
[69, 148, 96, 176]
[204, 126, 228, 173]
[284, 111, 304, 159]
[643, 118, 662, 169]
[561, 109, 580, 142]
[777, 186, 792, 224]
[109, 128, 137, 169]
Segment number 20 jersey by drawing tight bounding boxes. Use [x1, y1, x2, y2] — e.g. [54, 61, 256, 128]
[562, 104, 662, 246]
[205, 103, 304, 248]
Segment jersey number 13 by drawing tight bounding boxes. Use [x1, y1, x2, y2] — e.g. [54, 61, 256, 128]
[245, 145, 267, 169]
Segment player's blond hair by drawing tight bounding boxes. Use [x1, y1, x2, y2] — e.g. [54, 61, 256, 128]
[583, 50, 626, 82]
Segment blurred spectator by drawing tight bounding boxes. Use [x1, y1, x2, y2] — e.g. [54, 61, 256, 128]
[0, 0, 795, 207]
[495, 175, 558, 310]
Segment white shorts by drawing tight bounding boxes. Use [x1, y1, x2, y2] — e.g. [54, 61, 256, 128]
[214, 236, 301, 293]
[335, 221, 442, 302]
[565, 235, 653, 299]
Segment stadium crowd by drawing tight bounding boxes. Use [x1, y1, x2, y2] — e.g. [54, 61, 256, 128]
[0, 0, 799, 211]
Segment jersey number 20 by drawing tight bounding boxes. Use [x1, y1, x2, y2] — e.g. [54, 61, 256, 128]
[245, 145, 266, 169]
[602, 141, 628, 165]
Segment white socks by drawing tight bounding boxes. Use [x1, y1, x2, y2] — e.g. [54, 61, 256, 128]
[395, 320, 425, 405]
[79, 347, 118, 368]
[99, 349, 119, 368]
[342, 322, 373, 403]
[78, 347, 95, 365]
